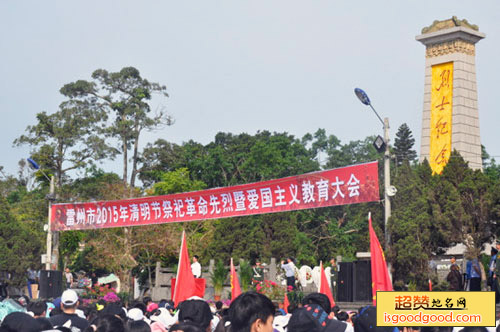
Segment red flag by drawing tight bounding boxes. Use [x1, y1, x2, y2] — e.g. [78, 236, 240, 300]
[369, 212, 393, 305]
[429, 279, 433, 291]
[230, 258, 242, 300]
[319, 261, 336, 308]
[173, 231, 196, 307]
[283, 292, 290, 314]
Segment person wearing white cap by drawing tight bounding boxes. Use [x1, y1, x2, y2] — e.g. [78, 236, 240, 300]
[127, 307, 152, 325]
[48, 289, 89, 331]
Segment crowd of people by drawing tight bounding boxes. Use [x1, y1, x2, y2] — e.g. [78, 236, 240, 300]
[1, 288, 499, 332]
[2, 249, 500, 331]
[446, 242, 500, 299]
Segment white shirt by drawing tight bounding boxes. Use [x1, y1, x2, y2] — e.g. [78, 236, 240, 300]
[191, 261, 201, 278]
[281, 262, 296, 277]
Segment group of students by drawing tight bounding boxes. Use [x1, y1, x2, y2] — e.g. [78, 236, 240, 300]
[3, 288, 500, 332]
[0, 287, 380, 332]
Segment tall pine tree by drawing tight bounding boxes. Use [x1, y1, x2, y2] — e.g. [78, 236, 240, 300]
[393, 123, 417, 166]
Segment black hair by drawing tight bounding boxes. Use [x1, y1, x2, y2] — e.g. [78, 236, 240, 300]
[143, 296, 152, 305]
[302, 293, 331, 314]
[35, 317, 53, 330]
[101, 302, 126, 320]
[28, 301, 47, 316]
[62, 302, 78, 310]
[86, 314, 125, 332]
[215, 301, 223, 310]
[86, 308, 99, 323]
[126, 320, 151, 332]
[50, 307, 63, 317]
[229, 291, 275, 332]
[336, 311, 349, 321]
[0, 312, 39, 332]
[178, 299, 213, 330]
[462, 328, 488, 332]
[169, 321, 205, 332]
[133, 301, 147, 314]
[194, 255, 199, 260]
[421, 328, 453, 332]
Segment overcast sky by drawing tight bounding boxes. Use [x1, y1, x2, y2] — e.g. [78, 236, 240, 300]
[1, 1, 499, 178]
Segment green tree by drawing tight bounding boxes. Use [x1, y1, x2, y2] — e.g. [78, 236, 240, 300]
[60, 67, 172, 191]
[434, 151, 496, 254]
[0, 196, 43, 286]
[58, 168, 123, 268]
[323, 135, 381, 169]
[142, 131, 319, 190]
[151, 168, 206, 195]
[393, 123, 417, 166]
[482, 145, 500, 182]
[304, 129, 380, 169]
[82, 168, 207, 292]
[388, 161, 433, 289]
[13, 105, 110, 187]
[138, 139, 184, 187]
[140, 130, 389, 266]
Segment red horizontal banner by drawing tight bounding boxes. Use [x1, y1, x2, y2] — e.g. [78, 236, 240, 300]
[51, 161, 379, 231]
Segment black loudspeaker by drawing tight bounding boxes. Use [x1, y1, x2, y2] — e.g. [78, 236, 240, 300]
[39, 270, 63, 299]
[353, 260, 372, 301]
[337, 262, 353, 302]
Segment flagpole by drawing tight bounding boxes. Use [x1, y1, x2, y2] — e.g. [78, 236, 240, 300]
[319, 261, 322, 292]
[173, 230, 185, 301]
[369, 212, 392, 282]
[368, 212, 393, 305]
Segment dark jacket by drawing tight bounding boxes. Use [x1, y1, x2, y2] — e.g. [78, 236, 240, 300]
[49, 312, 89, 331]
[447, 267, 463, 291]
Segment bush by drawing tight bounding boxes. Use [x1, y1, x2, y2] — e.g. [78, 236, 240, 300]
[211, 260, 228, 296]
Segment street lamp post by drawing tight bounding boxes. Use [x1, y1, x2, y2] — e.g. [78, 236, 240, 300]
[354, 88, 395, 272]
[46, 176, 55, 271]
[27, 158, 56, 271]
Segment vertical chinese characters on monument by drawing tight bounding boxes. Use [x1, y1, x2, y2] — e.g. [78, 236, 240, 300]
[430, 62, 453, 174]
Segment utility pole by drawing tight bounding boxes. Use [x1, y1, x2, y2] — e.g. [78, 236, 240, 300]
[383, 117, 391, 248]
[354, 89, 396, 281]
[45, 176, 55, 270]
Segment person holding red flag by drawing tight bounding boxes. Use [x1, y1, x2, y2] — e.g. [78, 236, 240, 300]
[172, 231, 196, 307]
[368, 212, 393, 305]
[283, 292, 290, 314]
[319, 261, 336, 308]
[230, 258, 242, 300]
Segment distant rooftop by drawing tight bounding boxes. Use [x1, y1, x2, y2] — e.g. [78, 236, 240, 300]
[421, 16, 479, 34]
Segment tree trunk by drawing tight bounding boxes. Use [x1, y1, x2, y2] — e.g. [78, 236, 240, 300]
[57, 139, 64, 188]
[147, 258, 152, 296]
[130, 124, 140, 191]
[122, 136, 128, 192]
[118, 269, 131, 294]
[120, 227, 133, 295]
